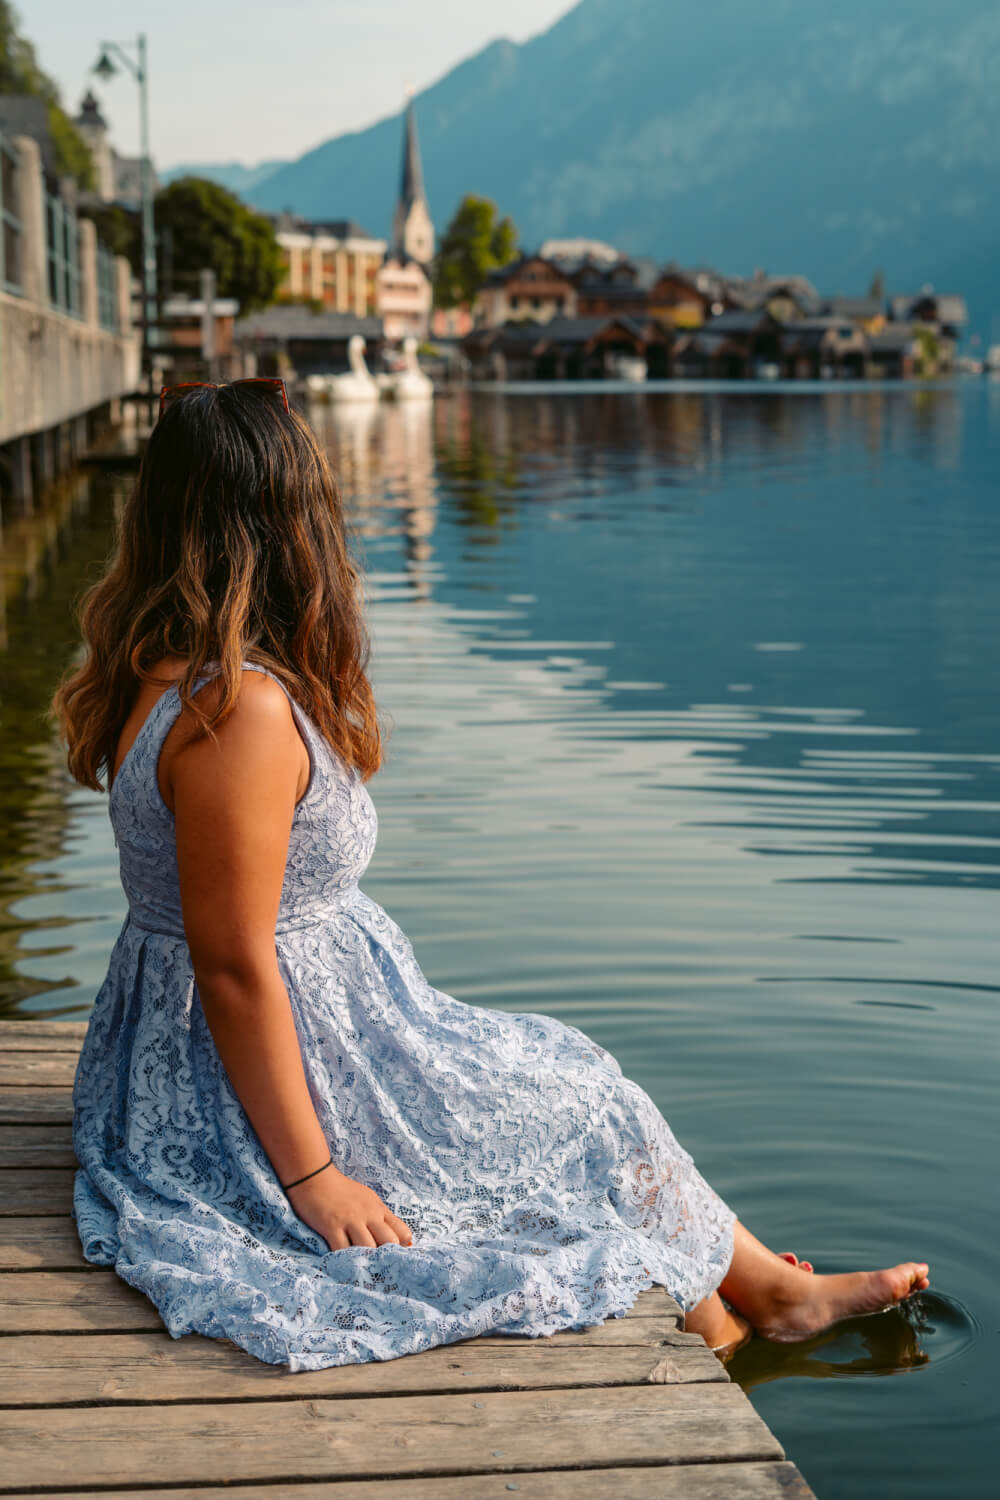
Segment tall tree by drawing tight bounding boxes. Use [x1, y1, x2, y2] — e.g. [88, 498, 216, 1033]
[0, 1, 93, 187]
[154, 177, 283, 313]
[433, 194, 518, 310]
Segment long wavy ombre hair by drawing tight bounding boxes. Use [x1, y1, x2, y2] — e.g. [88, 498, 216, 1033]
[53, 384, 382, 788]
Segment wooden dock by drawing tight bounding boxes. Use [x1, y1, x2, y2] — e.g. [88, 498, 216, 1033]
[0, 1020, 815, 1498]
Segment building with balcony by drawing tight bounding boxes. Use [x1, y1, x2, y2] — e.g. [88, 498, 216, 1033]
[274, 216, 386, 319]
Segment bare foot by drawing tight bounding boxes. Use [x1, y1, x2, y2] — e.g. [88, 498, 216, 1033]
[720, 1224, 928, 1346]
[755, 1263, 930, 1344]
[778, 1251, 814, 1273]
[685, 1290, 753, 1360]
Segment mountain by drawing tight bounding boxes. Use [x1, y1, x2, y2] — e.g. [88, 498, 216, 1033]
[244, 0, 999, 335]
[160, 160, 287, 195]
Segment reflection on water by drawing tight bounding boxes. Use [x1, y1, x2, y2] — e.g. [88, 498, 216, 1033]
[729, 1290, 977, 1392]
[2, 385, 999, 1499]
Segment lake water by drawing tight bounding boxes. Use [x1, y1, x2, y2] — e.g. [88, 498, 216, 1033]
[2, 383, 998, 1498]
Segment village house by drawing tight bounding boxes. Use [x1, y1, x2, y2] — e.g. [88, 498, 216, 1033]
[647, 265, 717, 328]
[781, 318, 867, 379]
[273, 215, 386, 317]
[823, 295, 885, 332]
[236, 304, 384, 380]
[568, 258, 659, 320]
[460, 314, 671, 381]
[674, 308, 785, 379]
[473, 255, 578, 327]
[159, 294, 241, 380]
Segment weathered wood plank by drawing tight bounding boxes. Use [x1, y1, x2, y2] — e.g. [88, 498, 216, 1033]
[0, 1053, 79, 1086]
[0, 1087, 73, 1123]
[0, 1021, 87, 1049]
[0, 1384, 784, 1489]
[0, 1270, 679, 1337]
[0, 1463, 815, 1500]
[0, 1125, 76, 1166]
[0, 1327, 725, 1406]
[0, 1271, 159, 1333]
[0, 1215, 87, 1268]
[0, 1168, 76, 1215]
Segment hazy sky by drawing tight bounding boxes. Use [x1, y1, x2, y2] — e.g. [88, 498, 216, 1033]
[31, 0, 573, 168]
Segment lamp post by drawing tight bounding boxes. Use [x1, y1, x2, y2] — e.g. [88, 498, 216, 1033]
[93, 35, 157, 390]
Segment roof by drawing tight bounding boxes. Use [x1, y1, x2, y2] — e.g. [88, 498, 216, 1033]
[824, 296, 883, 319]
[482, 255, 574, 288]
[75, 90, 107, 129]
[163, 296, 240, 318]
[236, 306, 384, 341]
[273, 214, 382, 244]
[534, 315, 649, 347]
[725, 274, 821, 313]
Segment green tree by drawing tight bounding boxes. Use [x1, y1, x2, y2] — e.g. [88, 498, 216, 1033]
[433, 194, 518, 310]
[154, 177, 283, 313]
[80, 201, 138, 264]
[0, 1, 94, 187]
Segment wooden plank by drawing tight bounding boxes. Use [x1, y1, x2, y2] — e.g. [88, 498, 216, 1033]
[0, 1125, 76, 1166]
[0, 1054, 79, 1086]
[0, 1215, 87, 1269]
[0, 1271, 159, 1333]
[0, 1087, 73, 1124]
[0, 1327, 725, 1406]
[0, 1168, 76, 1215]
[0, 1384, 784, 1489]
[0, 1270, 680, 1337]
[0, 1463, 815, 1499]
[0, 1021, 87, 1049]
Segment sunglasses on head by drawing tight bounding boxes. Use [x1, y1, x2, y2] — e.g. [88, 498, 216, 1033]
[158, 378, 290, 419]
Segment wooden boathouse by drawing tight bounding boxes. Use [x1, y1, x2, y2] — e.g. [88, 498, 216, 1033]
[0, 1019, 815, 1497]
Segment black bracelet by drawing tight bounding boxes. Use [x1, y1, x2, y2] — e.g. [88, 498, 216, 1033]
[281, 1154, 334, 1192]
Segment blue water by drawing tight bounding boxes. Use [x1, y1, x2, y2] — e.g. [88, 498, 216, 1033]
[2, 383, 998, 1497]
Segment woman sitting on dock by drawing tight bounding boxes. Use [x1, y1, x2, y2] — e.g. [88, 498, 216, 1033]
[54, 380, 928, 1369]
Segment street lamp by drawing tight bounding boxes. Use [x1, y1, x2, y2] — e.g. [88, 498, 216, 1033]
[92, 36, 157, 388]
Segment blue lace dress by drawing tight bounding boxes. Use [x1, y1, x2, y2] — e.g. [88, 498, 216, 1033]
[72, 664, 736, 1370]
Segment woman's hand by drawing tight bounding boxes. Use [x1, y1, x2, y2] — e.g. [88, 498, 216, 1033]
[287, 1165, 413, 1250]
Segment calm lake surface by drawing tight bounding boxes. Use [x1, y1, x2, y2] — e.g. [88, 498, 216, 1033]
[2, 383, 998, 1497]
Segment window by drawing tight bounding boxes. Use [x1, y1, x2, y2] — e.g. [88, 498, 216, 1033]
[0, 132, 22, 292]
[45, 191, 82, 316]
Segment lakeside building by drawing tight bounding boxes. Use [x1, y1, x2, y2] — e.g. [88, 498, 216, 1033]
[463, 241, 968, 381]
[235, 305, 384, 381]
[271, 101, 433, 343]
[0, 123, 137, 510]
[273, 215, 386, 318]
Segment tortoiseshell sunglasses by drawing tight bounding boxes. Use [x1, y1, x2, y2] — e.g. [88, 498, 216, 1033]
[158, 377, 290, 419]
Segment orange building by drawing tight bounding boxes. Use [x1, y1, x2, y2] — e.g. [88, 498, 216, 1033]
[274, 217, 386, 318]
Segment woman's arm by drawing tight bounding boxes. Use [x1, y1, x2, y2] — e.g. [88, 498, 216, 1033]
[169, 672, 411, 1250]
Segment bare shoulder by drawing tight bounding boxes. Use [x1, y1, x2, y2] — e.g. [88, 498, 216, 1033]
[165, 668, 306, 797]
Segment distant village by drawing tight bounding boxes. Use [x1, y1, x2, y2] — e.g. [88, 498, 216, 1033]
[68, 91, 974, 388]
[0, 81, 982, 508]
[246, 103, 971, 387]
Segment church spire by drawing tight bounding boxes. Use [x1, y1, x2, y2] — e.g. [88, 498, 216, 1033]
[391, 97, 434, 265]
[399, 99, 425, 215]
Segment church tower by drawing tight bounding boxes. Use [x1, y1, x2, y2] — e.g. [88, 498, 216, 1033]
[391, 99, 434, 265]
[74, 90, 115, 200]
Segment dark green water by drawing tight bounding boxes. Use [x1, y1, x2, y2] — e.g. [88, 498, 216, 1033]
[2, 384, 997, 1497]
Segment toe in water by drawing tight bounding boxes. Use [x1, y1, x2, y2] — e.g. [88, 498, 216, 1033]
[727, 1290, 977, 1390]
